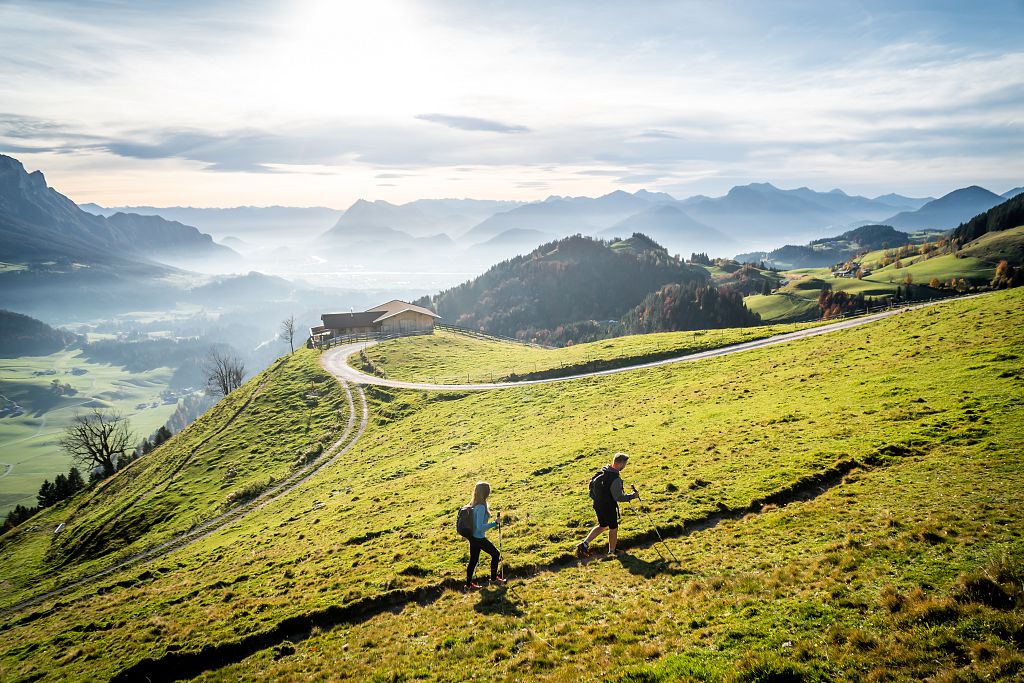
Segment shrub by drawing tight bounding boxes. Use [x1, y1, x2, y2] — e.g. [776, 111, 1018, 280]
[986, 547, 1024, 588]
[731, 652, 813, 682]
[224, 477, 273, 508]
[956, 574, 1013, 609]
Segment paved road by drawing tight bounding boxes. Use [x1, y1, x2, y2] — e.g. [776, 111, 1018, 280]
[321, 302, 956, 391]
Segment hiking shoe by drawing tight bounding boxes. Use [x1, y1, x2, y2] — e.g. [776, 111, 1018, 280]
[575, 541, 590, 557]
[491, 577, 508, 586]
[466, 582, 484, 590]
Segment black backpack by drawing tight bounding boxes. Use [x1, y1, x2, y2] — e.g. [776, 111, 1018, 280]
[456, 504, 475, 538]
[589, 466, 618, 504]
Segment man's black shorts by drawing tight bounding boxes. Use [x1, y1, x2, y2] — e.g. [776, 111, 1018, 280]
[594, 502, 618, 529]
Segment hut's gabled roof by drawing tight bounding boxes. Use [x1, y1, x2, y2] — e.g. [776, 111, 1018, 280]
[365, 300, 441, 321]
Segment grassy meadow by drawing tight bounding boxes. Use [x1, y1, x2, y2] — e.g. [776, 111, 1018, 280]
[959, 225, 1024, 264]
[351, 321, 825, 384]
[0, 288, 1021, 682]
[0, 348, 182, 516]
[741, 293, 819, 321]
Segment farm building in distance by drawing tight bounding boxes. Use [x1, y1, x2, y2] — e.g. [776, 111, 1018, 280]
[312, 300, 440, 344]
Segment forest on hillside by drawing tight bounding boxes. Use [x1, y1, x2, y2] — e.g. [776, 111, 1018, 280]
[953, 192, 1024, 243]
[421, 234, 760, 345]
[0, 310, 80, 357]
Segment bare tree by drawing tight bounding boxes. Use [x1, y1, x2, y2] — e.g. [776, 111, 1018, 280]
[280, 315, 297, 354]
[204, 347, 246, 397]
[58, 409, 135, 478]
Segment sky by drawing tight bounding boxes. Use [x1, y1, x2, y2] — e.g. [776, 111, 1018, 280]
[1, 0, 1022, 208]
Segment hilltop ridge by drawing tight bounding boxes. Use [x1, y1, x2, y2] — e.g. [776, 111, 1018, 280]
[421, 233, 733, 345]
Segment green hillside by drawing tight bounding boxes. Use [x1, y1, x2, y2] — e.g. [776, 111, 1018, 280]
[355, 321, 824, 384]
[742, 292, 820, 321]
[424, 233, 716, 345]
[0, 289, 1022, 681]
[958, 225, 1024, 264]
[871, 253, 992, 283]
[745, 217, 1024, 323]
[745, 272, 902, 321]
[0, 310, 80, 357]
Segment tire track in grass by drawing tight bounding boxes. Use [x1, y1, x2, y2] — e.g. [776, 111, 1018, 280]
[109, 457, 869, 683]
[0, 381, 367, 623]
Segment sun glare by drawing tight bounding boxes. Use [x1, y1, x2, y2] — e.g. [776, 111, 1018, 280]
[262, 0, 443, 119]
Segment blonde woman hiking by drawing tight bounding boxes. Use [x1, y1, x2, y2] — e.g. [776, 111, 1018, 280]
[459, 481, 505, 589]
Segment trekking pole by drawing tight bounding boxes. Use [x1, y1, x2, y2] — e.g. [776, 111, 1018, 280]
[497, 512, 504, 581]
[632, 485, 679, 563]
[627, 502, 665, 562]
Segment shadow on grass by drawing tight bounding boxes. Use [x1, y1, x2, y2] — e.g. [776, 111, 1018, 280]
[473, 584, 524, 617]
[615, 551, 693, 578]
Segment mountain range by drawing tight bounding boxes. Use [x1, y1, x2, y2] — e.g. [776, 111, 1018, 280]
[305, 184, 954, 264]
[6, 152, 1020, 282]
[80, 203, 344, 247]
[881, 186, 1007, 231]
[1, 155, 237, 271]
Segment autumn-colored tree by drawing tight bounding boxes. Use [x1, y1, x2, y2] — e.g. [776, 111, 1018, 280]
[929, 277, 941, 289]
[818, 290, 868, 320]
[991, 260, 1022, 289]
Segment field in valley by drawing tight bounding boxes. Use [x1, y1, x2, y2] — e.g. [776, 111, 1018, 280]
[0, 349, 181, 516]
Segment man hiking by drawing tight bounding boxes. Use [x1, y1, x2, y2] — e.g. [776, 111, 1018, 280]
[576, 452, 638, 557]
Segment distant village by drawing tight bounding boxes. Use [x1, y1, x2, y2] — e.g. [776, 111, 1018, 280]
[831, 262, 872, 278]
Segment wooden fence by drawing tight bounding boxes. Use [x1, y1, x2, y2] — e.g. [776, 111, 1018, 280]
[434, 323, 553, 349]
[314, 329, 433, 350]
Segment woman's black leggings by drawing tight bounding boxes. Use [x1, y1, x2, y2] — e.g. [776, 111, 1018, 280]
[467, 536, 500, 584]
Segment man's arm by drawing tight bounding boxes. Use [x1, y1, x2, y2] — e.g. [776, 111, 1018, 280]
[610, 479, 634, 505]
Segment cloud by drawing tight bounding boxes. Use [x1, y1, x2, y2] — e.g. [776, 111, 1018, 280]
[415, 113, 530, 134]
[616, 173, 668, 185]
[0, 143, 58, 154]
[635, 129, 681, 140]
